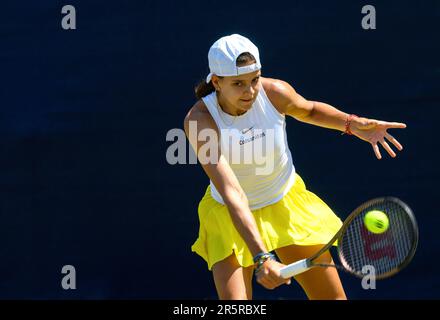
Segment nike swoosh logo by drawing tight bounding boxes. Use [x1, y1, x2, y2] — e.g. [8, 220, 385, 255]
[241, 126, 254, 134]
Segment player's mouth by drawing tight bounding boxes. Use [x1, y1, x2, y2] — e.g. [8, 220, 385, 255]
[240, 98, 253, 104]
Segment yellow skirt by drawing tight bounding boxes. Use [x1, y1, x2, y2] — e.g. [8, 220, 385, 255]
[191, 173, 343, 270]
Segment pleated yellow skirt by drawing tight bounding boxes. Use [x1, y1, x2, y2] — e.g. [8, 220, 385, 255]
[191, 172, 343, 270]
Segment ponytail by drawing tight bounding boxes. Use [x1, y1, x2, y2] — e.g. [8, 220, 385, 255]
[194, 80, 216, 99]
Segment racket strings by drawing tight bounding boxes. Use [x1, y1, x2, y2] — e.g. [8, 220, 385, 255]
[339, 198, 417, 278]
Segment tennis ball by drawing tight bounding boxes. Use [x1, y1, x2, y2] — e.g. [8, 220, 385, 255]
[364, 210, 389, 234]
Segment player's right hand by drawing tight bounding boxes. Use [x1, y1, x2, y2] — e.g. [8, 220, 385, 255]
[255, 259, 292, 290]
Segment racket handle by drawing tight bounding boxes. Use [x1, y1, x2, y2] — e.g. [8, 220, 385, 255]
[280, 259, 311, 279]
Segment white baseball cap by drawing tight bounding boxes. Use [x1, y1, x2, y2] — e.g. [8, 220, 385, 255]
[206, 34, 262, 83]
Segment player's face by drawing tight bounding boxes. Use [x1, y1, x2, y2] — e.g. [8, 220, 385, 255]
[213, 70, 261, 114]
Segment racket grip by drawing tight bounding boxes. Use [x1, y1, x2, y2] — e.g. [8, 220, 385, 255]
[280, 259, 311, 279]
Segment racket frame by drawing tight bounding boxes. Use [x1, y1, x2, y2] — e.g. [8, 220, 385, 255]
[280, 197, 419, 280]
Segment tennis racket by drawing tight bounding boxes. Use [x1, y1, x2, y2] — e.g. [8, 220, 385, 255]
[280, 197, 418, 280]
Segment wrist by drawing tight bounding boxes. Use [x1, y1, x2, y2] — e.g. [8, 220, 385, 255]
[341, 114, 359, 136]
[253, 252, 276, 273]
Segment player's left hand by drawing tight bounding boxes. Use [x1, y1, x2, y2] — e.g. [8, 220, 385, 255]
[351, 117, 407, 160]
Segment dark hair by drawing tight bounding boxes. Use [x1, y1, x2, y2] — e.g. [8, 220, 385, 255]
[194, 52, 257, 99]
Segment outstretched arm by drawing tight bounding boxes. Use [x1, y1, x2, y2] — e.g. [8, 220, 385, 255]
[262, 78, 407, 160]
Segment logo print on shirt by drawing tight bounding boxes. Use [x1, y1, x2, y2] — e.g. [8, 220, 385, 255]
[239, 130, 266, 145]
[241, 126, 254, 134]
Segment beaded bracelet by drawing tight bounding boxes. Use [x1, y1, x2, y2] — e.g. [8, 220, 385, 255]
[341, 114, 359, 135]
[253, 252, 276, 274]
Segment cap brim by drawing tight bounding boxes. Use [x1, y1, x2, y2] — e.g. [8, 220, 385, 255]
[206, 73, 213, 83]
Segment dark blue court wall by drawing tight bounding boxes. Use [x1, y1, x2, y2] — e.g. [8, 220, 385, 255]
[0, 1, 439, 299]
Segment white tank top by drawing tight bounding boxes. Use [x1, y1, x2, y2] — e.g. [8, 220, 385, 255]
[202, 83, 296, 210]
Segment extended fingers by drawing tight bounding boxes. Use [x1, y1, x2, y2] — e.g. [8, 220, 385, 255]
[385, 133, 403, 151]
[385, 122, 407, 129]
[380, 140, 396, 158]
[373, 135, 405, 159]
[372, 143, 382, 160]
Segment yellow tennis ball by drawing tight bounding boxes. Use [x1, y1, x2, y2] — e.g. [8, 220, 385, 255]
[364, 210, 389, 234]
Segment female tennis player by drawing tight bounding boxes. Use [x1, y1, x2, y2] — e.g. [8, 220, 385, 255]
[183, 34, 406, 300]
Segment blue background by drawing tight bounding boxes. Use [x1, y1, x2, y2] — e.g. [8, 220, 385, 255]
[0, 1, 439, 299]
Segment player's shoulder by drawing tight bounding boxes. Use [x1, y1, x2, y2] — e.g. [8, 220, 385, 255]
[184, 99, 210, 122]
[184, 99, 217, 132]
[261, 77, 297, 99]
[261, 77, 298, 113]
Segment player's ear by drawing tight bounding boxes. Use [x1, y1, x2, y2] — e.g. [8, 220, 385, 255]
[211, 75, 222, 91]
